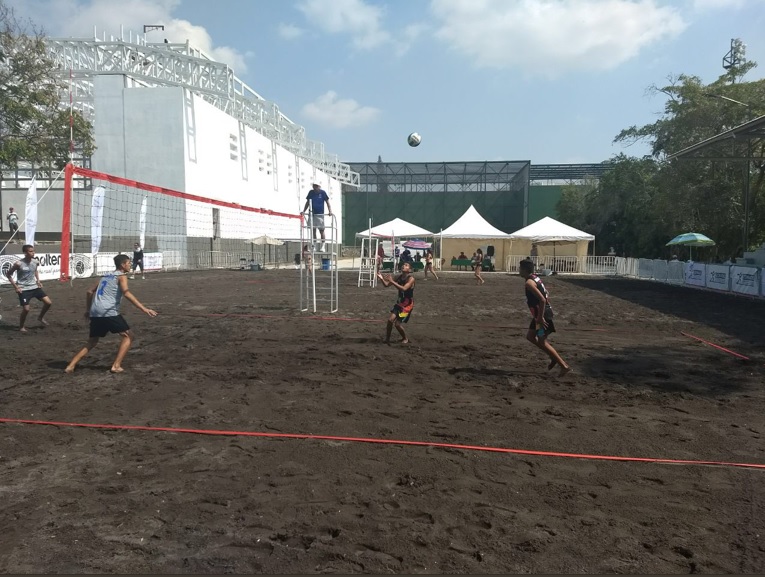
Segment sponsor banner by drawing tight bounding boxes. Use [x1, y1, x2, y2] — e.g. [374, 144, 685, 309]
[684, 262, 706, 287]
[0, 252, 95, 284]
[143, 252, 163, 271]
[706, 264, 731, 292]
[94, 252, 163, 274]
[731, 266, 760, 297]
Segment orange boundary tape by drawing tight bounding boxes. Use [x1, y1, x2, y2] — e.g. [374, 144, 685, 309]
[1, 417, 763, 471]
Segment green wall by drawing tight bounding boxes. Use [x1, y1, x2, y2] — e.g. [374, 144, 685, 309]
[343, 189, 525, 244]
[528, 185, 564, 223]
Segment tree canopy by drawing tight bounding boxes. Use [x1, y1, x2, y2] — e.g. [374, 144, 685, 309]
[558, 45, 765, 260]
[0, 0, 94, 176]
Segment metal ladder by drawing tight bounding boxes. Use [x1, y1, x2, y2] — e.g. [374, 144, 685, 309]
[357, 234, 379, 288]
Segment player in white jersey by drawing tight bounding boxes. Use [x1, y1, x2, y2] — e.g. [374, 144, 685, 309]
[5, 245, 52, 332]
[65, 254, 157, 374]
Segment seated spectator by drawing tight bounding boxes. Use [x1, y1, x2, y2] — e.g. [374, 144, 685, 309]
[458, 251, 467, 260]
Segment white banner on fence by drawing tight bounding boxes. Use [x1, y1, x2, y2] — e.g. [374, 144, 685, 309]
[706, 264, 731, 291]
[143, 252, 163, 271]
[684, 262, 706, 287]
[0, 252, 94, 284]
[730, 266, 760, 297]
[94, 252, 164, 274]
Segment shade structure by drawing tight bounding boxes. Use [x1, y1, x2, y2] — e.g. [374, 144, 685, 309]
[666, 232, 715, 261]
[250, 235, 284, 246]
[440, 205, 510, 238]
[508, 216, 594, 243]
[508, 217, 595, 272]
[402, 239, 432, 250]
[355, 218, 433, 238]
[666, 232, 715, 247]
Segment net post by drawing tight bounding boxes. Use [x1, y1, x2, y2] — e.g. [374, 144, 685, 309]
[59, 163, 74, 282]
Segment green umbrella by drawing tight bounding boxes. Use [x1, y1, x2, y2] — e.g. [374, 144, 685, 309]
[666, 232, 715, 260]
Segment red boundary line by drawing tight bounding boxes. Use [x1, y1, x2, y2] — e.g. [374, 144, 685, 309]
[680, 332, 751, 361]
[1, 417, 763, 470]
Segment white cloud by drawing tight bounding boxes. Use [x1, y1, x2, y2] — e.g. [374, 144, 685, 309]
[14, 0, 250, 73]
[297, 0, 391, 50]
[691, 0, 748, 10]
[430, 0, 687, 76]
[278, 23, 305, 40]
[301, 91, 381, 129]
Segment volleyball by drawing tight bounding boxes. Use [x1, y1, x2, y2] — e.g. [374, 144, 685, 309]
[407, 132, 422, 147]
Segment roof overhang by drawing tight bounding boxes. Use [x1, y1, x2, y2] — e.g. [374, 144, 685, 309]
[667, 115, 765, 162]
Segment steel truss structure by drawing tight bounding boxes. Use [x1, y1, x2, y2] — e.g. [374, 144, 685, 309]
[44, 27, 359, 186]
[342, 160, 530, 242]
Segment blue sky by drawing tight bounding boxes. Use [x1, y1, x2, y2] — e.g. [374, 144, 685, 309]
[9, 0, 765, 165]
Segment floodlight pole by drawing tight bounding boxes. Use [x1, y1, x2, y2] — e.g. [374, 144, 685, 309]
[705, 93, 753, 251]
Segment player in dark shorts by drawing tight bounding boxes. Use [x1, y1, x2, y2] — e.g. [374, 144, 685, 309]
[130, 243, 145, 279]
[519, 259, 570, 376]
[377, 261, 415, 344]
[5, 244, 53, 332]
[65, 254, 158, 374]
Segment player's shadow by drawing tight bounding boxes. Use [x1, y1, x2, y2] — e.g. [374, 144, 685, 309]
[560, 277, 765, 348]
[447, 367, 539, 378]
[575, 343, 753, 396]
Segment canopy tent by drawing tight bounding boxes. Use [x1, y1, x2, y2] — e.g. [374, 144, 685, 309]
[508, 217, 594, 265]
[440, 205, 511, 238]
[438, 205, 513, 270]
[355, 218, 434, 238]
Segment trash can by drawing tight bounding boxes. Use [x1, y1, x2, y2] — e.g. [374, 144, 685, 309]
[321, 258, 330, 271]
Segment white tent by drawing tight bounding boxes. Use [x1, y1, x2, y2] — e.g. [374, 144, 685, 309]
[439, 205, 512, 270]
[355, 217, 434, 238]
[509, 217, 595, 243]
[440, 205, 510, 238]
[508, 217, 594, 270]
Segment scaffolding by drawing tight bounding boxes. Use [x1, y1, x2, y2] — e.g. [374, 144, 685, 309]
[44, 27, 359, 186]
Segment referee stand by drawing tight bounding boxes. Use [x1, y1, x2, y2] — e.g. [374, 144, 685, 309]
[300, 209, 339, 313]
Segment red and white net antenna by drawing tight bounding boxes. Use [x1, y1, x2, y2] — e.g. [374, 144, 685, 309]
[59, 166, 301, 281]
[69, 67, 74, 161]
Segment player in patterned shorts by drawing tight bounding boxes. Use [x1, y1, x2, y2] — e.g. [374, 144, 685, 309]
[377, 261, 415, 344]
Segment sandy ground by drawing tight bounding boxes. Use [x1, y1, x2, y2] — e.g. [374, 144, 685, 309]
[1, 268, 764, 574]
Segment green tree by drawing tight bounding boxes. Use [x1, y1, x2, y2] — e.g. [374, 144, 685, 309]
[0, 0, 94, 177]
[613, 43, 765, 256]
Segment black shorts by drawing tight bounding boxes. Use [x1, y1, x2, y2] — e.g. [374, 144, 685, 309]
[19, 288, 47, 306]
[529, 304, 555, 336]
[90, 315, 130, 338]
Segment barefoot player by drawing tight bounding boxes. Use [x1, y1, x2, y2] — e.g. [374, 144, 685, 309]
[377, 261, 415, 344]
[65, 254, 157, 374]
[5, 245, 52, 332]
[519, 258, 570, 376]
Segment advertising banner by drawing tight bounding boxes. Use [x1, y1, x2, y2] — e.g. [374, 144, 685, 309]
[94, 252, 163, 275]
[0, 252, 95, 284]
[730, 266, 760, 297]
[684, 262, 706, 287]
[705, 264, 731, 292]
